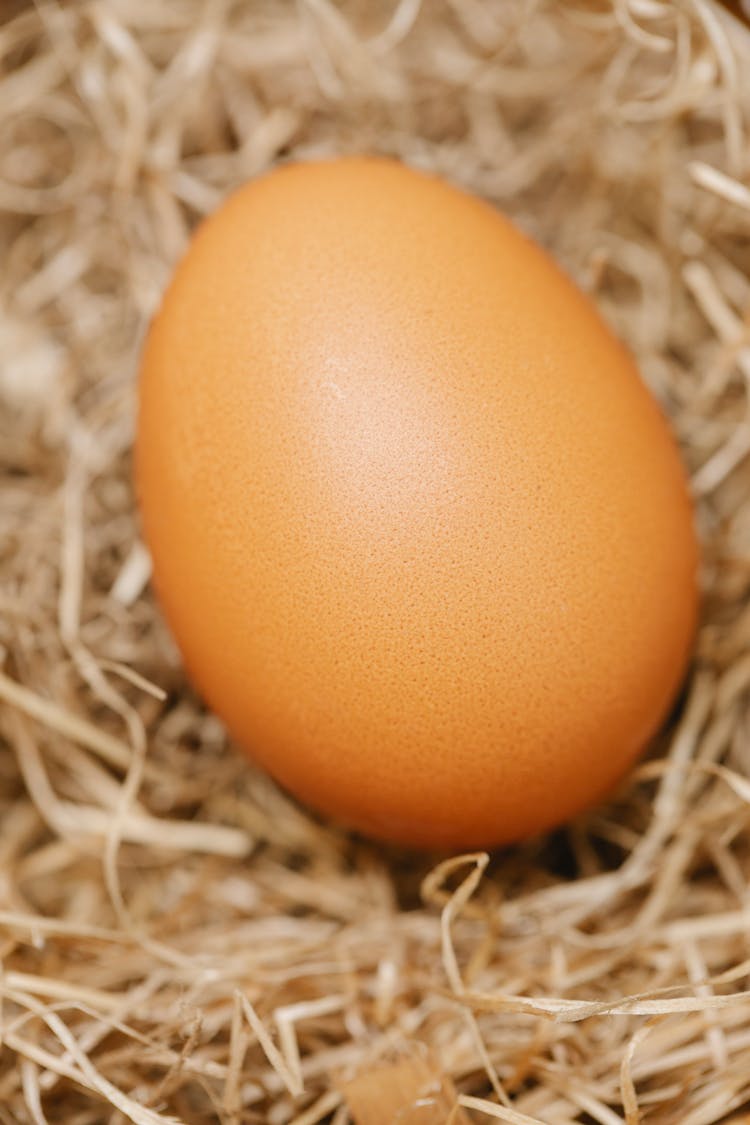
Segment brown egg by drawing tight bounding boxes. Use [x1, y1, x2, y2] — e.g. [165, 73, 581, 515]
[136, 157, 698, 849]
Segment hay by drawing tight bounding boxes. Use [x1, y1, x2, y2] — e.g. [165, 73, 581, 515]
[1, 0, 750, 1122]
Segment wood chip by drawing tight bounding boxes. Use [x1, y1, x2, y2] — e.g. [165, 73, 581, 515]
[341, 1053, 472, 1125]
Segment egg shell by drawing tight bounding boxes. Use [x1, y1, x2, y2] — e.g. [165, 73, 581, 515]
[136, 157, 698, 849]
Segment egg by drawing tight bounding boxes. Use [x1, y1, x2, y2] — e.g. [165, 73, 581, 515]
[136, 157, 698, 850]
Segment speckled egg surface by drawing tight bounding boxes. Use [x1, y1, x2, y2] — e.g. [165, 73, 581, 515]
[136, 157, 698, 849]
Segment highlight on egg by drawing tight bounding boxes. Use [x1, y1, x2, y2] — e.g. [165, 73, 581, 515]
[136, 156, 698, 850]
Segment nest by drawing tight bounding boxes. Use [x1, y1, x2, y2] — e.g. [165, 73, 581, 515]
[1, 1, 750, 1122]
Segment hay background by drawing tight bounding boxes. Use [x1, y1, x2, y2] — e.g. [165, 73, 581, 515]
[1, 1, 750, 1123]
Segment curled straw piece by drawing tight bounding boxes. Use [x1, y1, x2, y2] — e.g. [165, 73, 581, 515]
[0, 673, 251, 858]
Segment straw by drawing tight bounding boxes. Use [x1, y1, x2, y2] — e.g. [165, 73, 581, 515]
[1, 1, 750, 1122]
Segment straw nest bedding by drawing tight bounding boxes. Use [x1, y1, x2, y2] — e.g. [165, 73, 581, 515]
[1, 1, 750, 1122]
